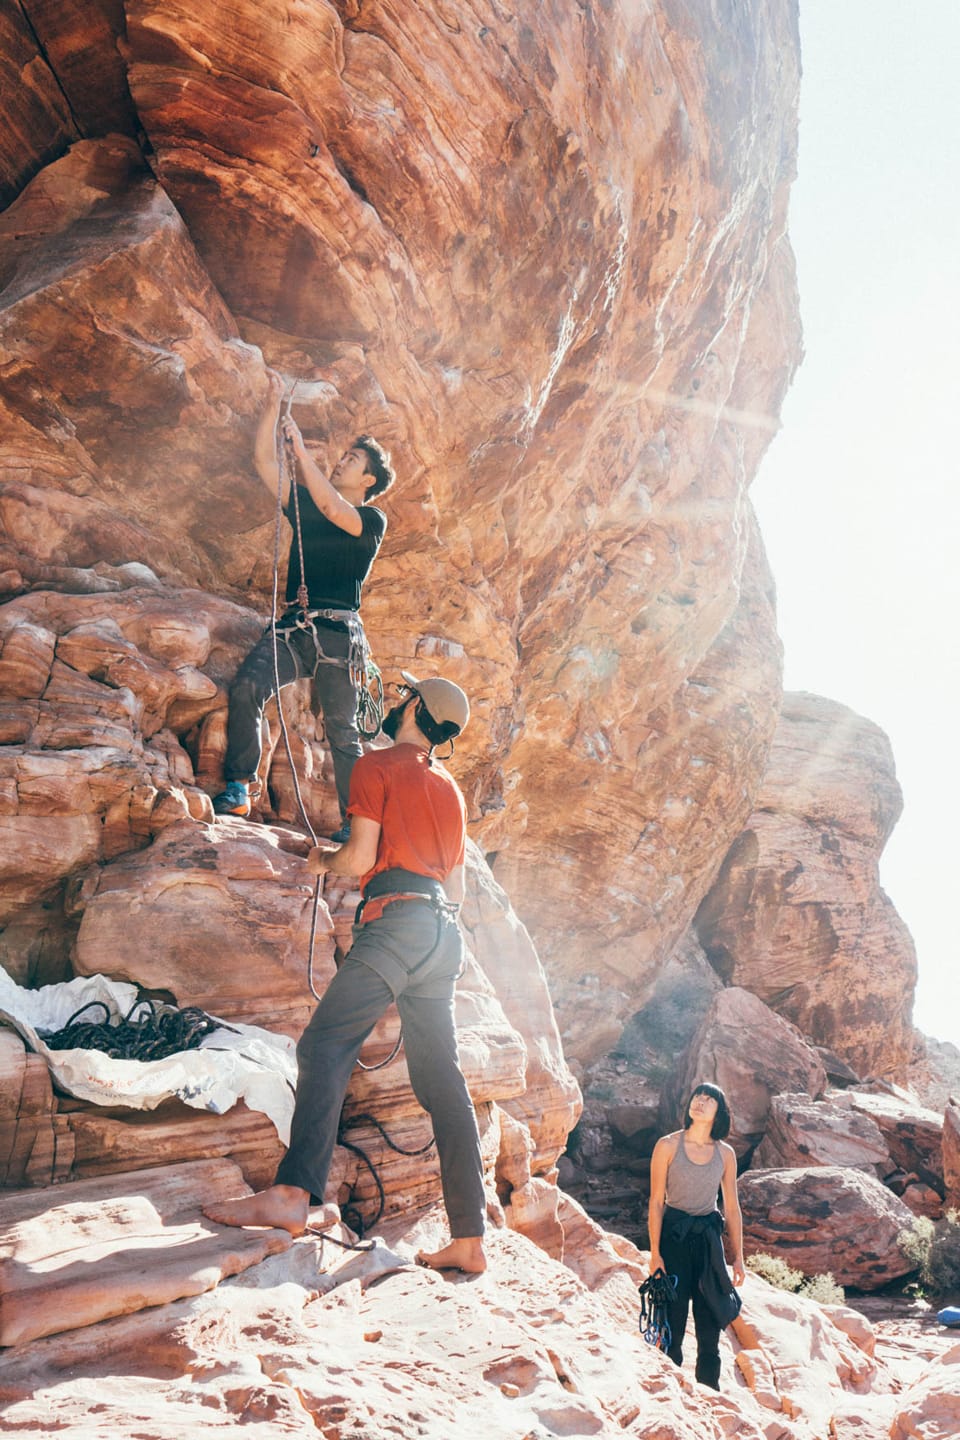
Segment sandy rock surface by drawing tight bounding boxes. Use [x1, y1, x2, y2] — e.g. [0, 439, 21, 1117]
[0, 1190, 946, 1440]
[0, 1157, 291, 1347]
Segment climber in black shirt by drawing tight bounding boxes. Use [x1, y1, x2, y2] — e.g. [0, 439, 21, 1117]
[213, 373, 394, 839]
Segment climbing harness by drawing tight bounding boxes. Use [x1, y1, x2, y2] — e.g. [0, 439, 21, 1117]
[38, 998, 221, 1062]
[336, 1111, 437, 1237]
[356, 868, 462, 977]
[638, 1267, 678, 1352]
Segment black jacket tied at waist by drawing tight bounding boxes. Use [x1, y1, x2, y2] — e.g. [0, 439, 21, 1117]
[662, 1205, 742, 1329]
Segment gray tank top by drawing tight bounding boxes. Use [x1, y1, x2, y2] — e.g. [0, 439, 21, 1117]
[665, 1137, 723, 1216]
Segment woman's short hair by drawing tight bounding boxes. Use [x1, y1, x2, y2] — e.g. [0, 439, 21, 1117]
[354, 435, 395, 500]
[683, 1082, 731, 1140]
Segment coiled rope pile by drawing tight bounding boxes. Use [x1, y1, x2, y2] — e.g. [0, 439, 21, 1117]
[38, 998, 220, 1062]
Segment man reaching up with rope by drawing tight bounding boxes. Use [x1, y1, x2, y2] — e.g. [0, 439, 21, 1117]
[204, 671, 487, 1274]
[214, 372, 394, 841]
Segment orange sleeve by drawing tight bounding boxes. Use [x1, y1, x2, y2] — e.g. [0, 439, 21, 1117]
[347, 754, 386, 823]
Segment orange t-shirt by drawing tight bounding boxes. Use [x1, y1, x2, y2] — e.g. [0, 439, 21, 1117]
[348, 744, 466, 921]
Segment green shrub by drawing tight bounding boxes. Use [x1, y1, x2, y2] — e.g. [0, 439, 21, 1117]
[798, 1272, 845, 1306]
[746, 1252, 804, 1291]
[746, 1251, 844, 1303]
[898, 1209, 960, 1294]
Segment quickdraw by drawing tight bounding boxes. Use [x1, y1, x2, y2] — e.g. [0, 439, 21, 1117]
[638, 1267, 679, 1352]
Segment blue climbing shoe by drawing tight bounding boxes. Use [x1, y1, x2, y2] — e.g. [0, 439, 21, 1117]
[213, 780, 251, 817]
[329, 819, 351, 844]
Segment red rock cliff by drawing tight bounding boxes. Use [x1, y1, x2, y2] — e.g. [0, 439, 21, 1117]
[1, 0, 803, 1068]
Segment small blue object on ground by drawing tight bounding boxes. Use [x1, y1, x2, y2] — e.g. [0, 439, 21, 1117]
[937, 1306, 960, 1327]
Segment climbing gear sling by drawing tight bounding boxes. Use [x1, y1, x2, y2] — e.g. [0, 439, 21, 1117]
[638, 1267, 679, 1352]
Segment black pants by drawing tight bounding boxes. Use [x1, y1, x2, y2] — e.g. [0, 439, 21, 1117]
[224, 623, 361, 819]
[274, 900, 485, 1239]
[660, 1226, 722, 1389]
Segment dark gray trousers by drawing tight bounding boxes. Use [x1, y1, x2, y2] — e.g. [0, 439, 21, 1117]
[274, 900, 485, 1239]
[224, 623, 361, 818]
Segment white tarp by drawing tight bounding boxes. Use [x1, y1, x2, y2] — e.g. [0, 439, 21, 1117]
[0, 970, 296, 1143]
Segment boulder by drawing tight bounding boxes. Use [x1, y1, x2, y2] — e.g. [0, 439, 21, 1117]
[845, 1087, 944, 1193]
[664, 987, 827, 1155]
[899, 1183, 942, 1220]
[905, 1035, 960, 1114]
[70, 818, 332, 1037]
[739, 1166, 917, 1290]
[889, 1345, 960, 1440]
[696, 693, 919, 1076]
[754, 1092, 892, 1177]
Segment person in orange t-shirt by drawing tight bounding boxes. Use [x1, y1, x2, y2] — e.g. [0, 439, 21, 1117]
[204, 672, 486, 1274]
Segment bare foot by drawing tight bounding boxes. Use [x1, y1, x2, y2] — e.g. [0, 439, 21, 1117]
[203, 1184, 310, 1236]
[415, 1237, 486, 1274]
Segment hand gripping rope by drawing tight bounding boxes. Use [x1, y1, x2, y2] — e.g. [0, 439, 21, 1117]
[638, 1267, 678, 1352]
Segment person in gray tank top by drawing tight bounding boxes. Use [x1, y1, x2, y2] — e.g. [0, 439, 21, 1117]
[647, 1082, 745, 1389]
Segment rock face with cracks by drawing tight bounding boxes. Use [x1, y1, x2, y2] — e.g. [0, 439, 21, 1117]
[0, 0, 806, 1064]
[0, 0, 947, 1433]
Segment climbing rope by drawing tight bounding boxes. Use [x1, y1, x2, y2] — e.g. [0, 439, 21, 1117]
[265, 388, 327, 1003]
[305, 1225, 377, 1254]
[336, 1111, 436, 1236]
[38, 998, 220, 1062]
[638, 1267, 678, 1351]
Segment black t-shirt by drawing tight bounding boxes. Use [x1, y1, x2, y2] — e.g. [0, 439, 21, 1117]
[283, 485, 386, 611]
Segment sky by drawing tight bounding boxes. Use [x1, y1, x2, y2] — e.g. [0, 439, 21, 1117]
[751, 1, 960, 1046]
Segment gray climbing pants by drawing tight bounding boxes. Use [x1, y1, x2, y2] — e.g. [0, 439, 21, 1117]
[274, 899, 485, 1239]
[224, 622, 361, 819]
